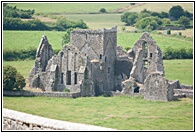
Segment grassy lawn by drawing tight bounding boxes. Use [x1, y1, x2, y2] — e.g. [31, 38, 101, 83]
[3, 59, 193, 86]
[3, 96, 193, 130]
[163, 59, 193, 85]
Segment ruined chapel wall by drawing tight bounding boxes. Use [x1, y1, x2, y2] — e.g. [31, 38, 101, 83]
[71, 30, 104, 61]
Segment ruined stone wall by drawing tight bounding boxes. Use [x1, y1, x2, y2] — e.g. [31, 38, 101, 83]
[29, 35, 54, 89]
[144, 72, 173, 101]
[70, 29, 104, 61]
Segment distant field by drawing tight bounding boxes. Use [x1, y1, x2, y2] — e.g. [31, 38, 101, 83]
[8, 3, 129, 13]
[128, 3, 193, 13]
[3, 31, 65, 51]
[8, 3, 193, 14]
[117, 32, 193, 51]
[3, 31, 193, 52]
[3, 59, 193, 86]
[59, 13, 124, 30]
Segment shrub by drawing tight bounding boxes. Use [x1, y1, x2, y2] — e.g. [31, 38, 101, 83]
[99, 8, 107, 13]
[3, 65, 26, 90]
[163, 47, 193, 59]
[3, 65, 17, 90]
[14, 73, 26, 90]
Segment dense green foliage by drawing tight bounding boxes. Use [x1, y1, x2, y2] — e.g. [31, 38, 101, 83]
[135, 16, 161, 31]
[55, 18, 88, 31]
[121, 12, 138, 26]
[178, 16, 191, 28]
[121, 5, 192, 31]
[3, 65, 26, 90]
[169, 5, 193, 20]
[3, 18, 50, 30]
[3, 3, 34, 18]
[3, 17, 88, 31]
[3, 96, 193, 130]
[163, 47, 192, 59]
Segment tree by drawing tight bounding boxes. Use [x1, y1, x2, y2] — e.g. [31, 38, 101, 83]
[162, 18, 171, 26]
[121, 12, 138, 26]
[135, 16, 160, 30]
[14, 73, 26, 90]
[3, 65, 26, 90]
[169, 5, 184, 20]
[99, 8, 107, 13]
[178, 16, 190, 28]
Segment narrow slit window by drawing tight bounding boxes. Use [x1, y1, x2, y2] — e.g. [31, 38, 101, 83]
[74, 72, 77, 84]
[66, 71, 71, 85]
[61, 73, 64, 84]
[150, 53, 153, 58]
[100, 54, 102, 59]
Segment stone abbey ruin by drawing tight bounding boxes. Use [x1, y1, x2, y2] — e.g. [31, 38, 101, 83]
[29, 26, 193, 101]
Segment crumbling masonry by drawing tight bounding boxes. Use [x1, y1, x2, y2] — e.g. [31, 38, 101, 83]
[29, 26, 193, 101]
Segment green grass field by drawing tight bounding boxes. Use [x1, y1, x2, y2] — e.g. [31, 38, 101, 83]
[8, 3, 193, 14]
[3, 96, 193, 130]
[3, 31, 193, 52]
[127, 3, 193, 13]
[8, 3, 129, 14]
[3, 59, 193, 86]
[3, 31, 65, 51]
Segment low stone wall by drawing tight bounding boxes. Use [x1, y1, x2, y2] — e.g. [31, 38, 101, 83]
[173, 89, 193, 99]
[3, 90, 81, 98]
[3, 108, 115, 131]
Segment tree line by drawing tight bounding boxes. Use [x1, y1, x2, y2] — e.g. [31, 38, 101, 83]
[3, 4, 88, 31]
[121, 5, 193, 31]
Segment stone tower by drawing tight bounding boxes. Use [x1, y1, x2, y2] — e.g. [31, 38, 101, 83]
[70, 26, 117, 95]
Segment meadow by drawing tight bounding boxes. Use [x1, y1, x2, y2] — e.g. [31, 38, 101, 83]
[127, 3, 193, 13]
[3, 31, 193, 52]
[8, 3, 193, 14]
[8, 3, 129, 14]
[3, 96, 193, 130]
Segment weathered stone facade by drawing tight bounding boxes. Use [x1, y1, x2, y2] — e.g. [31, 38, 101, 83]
[29, 27, 192, 101]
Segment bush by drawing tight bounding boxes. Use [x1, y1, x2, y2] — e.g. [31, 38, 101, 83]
[14, 73, 26, 90]
[3, 65, 17, 90]
[3, 65, 26, 90]
[163, 47, 193, 59]
[3, 48, 36, 61]
[99, 8, 107, 13]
